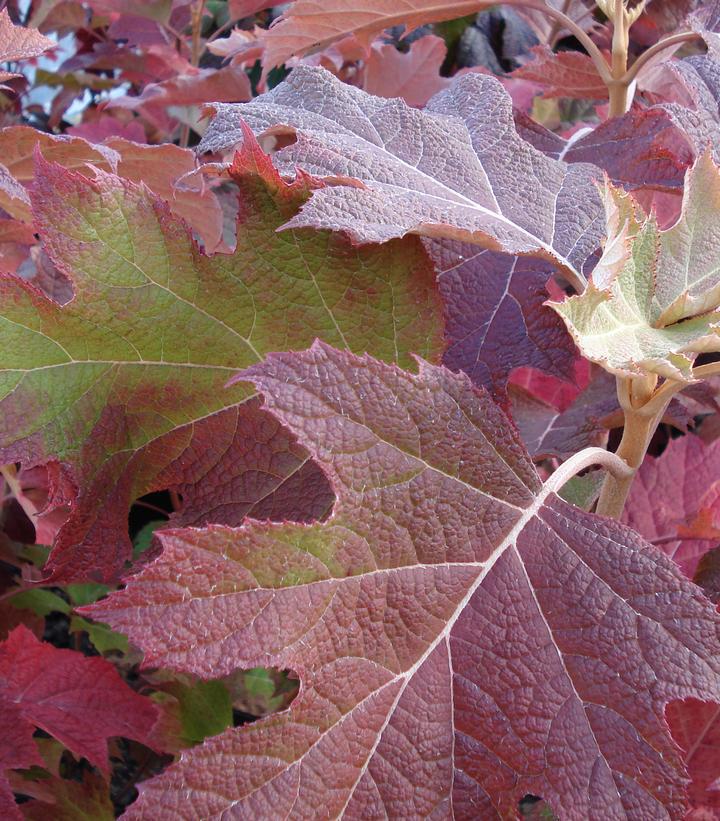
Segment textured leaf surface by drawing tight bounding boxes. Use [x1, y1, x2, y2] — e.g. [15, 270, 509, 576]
[666, 699, 720, 815]
[85, 343, 720, 819]
[552, 153, 720, 380]
[0, 134, 442, 581]
[200, 67, 605, 283]
[433, 240, 577, 395]
[623, 434, 720, 580]
[0, 626, 158, 778]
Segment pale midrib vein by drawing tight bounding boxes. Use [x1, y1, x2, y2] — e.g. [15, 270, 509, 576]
[308, 144, 575, 273]
[6, 360, 240, 374]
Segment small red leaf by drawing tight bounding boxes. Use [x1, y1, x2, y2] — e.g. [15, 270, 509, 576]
[0, 625, 159, 776]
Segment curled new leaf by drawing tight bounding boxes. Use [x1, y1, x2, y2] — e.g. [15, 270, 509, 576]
[551, 152, 720, 380]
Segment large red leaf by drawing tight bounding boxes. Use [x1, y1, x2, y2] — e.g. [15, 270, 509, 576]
[433, 240, 577, 395]
[200, 67, 605, 285]
[0, 625, 158, 816]
[84, 343, 720, 818]
[623, 434, 720, 580]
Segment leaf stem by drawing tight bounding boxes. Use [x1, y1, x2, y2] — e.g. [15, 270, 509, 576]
[607, 0, 630, 117]
[595, 373, 670, 518]
[544, 445, 633, 496]
[621, 31, 702, 87]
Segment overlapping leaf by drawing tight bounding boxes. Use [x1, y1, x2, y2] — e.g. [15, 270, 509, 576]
[259, 0, 489, 69]
[0, 133, 442, 581]
[0, 127, 224, 251]
[666, 699, 720, 815]
[259, 0, 595, 70]
[200, 67, 606, 284]
[516, 106, 694, 193]
[552, 152, 720, 380]
[433, 240, 577, 395]
[0, 625, 158, 818]
[84, 342, 720, 819]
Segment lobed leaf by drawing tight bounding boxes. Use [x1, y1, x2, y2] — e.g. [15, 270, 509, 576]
[0, 133, 442, 581]
[0, 9, 54, 84]
[85, 343, 720, 819]
[0, 626, 159, 787]
[200, 67, 606, 284]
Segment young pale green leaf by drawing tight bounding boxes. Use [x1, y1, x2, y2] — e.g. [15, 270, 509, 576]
[551, 152, 720, 380]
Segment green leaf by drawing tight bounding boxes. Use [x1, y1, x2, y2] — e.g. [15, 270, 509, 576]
[10, 589, 69, 616]
[551, 152, 720, 380]
[69, 616, 129, 654]
[132, 520, 165, 559]
[66, 583, 109, 606]
[170, 680, 233, 745]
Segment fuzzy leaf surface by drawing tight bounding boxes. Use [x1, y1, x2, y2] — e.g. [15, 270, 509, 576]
[0, 135, 442, 581]
[200, 67, 605, 284]
[85, 343, 720, 819]
[552, 153, 720, 380]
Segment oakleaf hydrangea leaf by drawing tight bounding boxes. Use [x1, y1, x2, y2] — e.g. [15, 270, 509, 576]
[84, 342, 720, 819]
[200, 67, 605, 284]
[0, 133, 442, 582]
[551, 152, 720, 380]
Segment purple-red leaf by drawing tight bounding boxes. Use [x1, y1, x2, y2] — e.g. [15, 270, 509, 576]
[0, 9, 54, 84]
[666, 699, 720, 816]
[433, 240, 577, 396]
[84, 343, 720, 818]
[623, 434, 720, 580]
